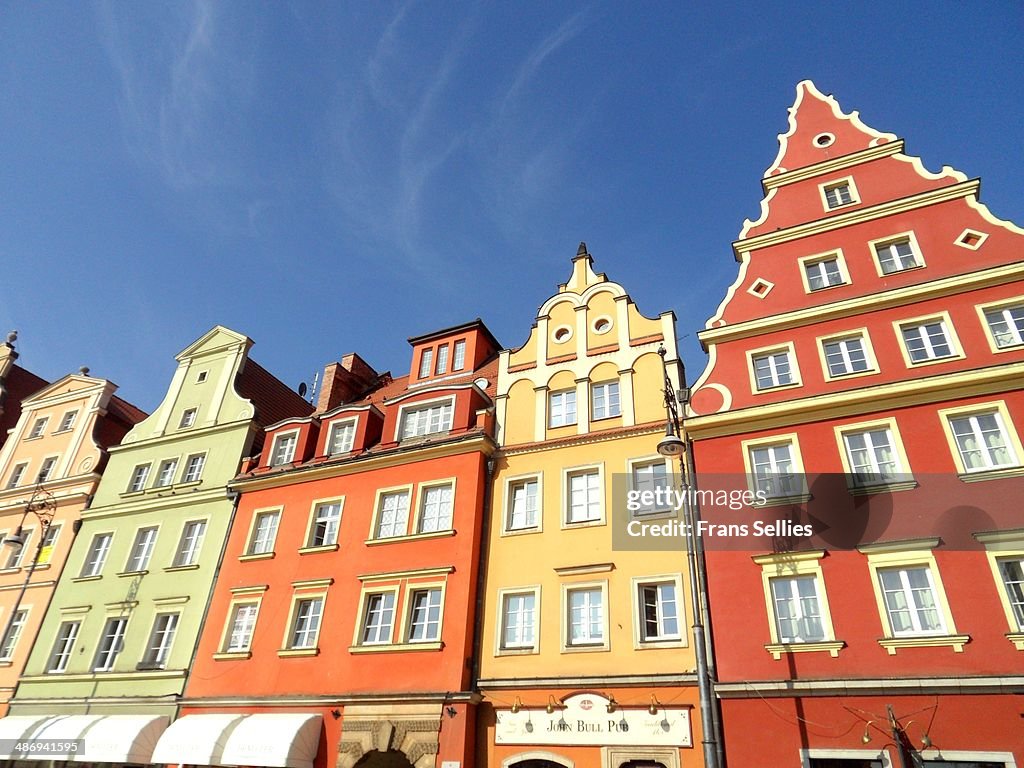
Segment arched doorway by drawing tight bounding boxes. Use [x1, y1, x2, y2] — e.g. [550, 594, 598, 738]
[620, 762, 668, 768]
[510, 762, 568, 768]
[353, 749, 415, 768]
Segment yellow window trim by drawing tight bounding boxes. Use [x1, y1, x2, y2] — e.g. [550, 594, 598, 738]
[815, 327, 880, 382]
[936, 400, 1024, 478]
[833, 416, 916, 494]
[974, 294, 1024, 354]
[754, 550, 840, 652]
[745, 341, 802, 395]
[892, 310, 965, 369]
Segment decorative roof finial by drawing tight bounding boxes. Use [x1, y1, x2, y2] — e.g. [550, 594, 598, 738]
[6, 330, 17, 346]
[79, 366, 90, 376]
[577, 241, 588, 256]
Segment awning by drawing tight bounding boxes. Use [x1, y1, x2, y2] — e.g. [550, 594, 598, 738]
[151, 713, 322, 768]
[150, 713, 246, 766]
[0, 714, 169, 762]
[0, 717, 51, 755]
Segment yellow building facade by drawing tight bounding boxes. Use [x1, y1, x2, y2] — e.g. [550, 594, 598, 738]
[477, 245, 702, 768]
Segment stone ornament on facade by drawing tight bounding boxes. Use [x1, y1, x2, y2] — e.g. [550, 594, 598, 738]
[335, 717, 441, 768]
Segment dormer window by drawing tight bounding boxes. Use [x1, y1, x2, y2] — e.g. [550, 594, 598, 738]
[328, 420, 356, 455]
[435, 345, 449, 375]
[270, 432, 298, 466]
[399, 400, 454, 440]
[453, 340, 466, 371]
[418, 349, 434, 379]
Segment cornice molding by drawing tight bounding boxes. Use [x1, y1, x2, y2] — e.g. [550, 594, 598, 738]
[714, 675, 1024, 698]
[761, 140, 905, 191]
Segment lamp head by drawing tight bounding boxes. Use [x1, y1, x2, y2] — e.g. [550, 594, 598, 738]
[657, 432, 685, 458]
[2, 527, 25, 552]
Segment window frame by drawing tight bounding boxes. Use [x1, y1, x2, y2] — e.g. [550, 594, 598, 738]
[124, 525, 159, 573]
[627, 456, 674, 518]
[302, 497, 344, 550]
[326, 418, 357, 455]
[401, 585, 446, 644]
[80, 531, 114, 577]
[243, 507, 283, 558]
[893, 311, 965, 367]
[181, 453, 206, 484]
[36, 455, 59, 483]
[818, 175, 860, 211]
[741, 434, 809, 505]
[816, 329, 879, 381]
[746, 342, 802, 393]
[452, 339, 466, 371]
[140, 612, 180, 669]
[47, 620, 81, 673]
[562, 580, 610, 652]
[976, 295, 1024, 353]
[354, 587, 400, 647]
[395, 396, 455, 441]
[548, 388, 578, 428]
[369, 485, 414, 540]
[418, 347, 434, 379]
[4, 527, 34, 569]
[937, 402, 1024, 478]
[502, 473, 543, 535]
[0, 607, 29, 660]
[631, 574, 686, 649]
[36, 523, 61, 566]
[93, 616, 129, 672]
[834, 417, 915, 493]
[975, 530, 1024, 647]
[171, 519, 207, 567]
[127, 463, 151, 493]
[56, 410, 78, 433]
[435, 344, 449, 375]
[217, 590, 266, 656]
[562, 464, 605, 528]
[179, 408, 198, 429]
[495, 585, 541, 656]
[281, 592, 327, 654]
[590, 380, 621, 421]
[414, 479, 456, 535]
[5, 461, 28, 489]
[154, 457, 180, 488]
[797, 249, 851, 294]
[269, 429, 299, 467]
[27, 417, 48, 440]
[869, 231, 925, 276]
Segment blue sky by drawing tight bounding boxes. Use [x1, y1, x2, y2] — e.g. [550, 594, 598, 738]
[2, 2, 1022, 412]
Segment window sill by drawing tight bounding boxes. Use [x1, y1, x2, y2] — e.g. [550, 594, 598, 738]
[561, 643, 610, 654]
[177, 480, 203, 490]
[500, 526, 542, 537]
[958, 466, 1024, 483]
[636, 638, 686, 650]
[364, 529, 455, 546]
[765, 641, 845, 660]
[753, 492, 812, 508]
[904, 354, 964, 369]
[213, 651, 252, 661]
[135, 662, 167, 671]
[878, 634, 970, 654]
[561, 518, 606, 530]
[71, 575, 102, 582]
[822, 367, 880, 381]
[298, 544, 339, 555]
[848, 479, 918, 496]
[278, 648, 319, 658]
[120, 490, 146, 499]
[1006, 632, 1024, 651]
[28, 563, 51, 571]
[0, 661, 12, 668]
[495, 646, 538, 657]
[117, 570, 149, 578]
[752, 382, 803, 396]
[349, 641, 443, 654]
[0, 567, 20, 575]
[239, 552, 275, 562]
[164, 564, 201, 572]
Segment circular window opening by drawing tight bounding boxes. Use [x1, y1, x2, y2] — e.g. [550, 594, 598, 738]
[552, 325, 573, 344]
[813, 132, 835, 148]
[592, 316, 613, 335]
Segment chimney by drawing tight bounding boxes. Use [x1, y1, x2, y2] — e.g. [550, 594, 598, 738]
[316, 353, 379, 412]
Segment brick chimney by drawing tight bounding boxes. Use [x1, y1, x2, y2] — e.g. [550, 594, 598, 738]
[316, 353, 378, 412]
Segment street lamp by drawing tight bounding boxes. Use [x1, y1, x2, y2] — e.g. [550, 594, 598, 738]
[656, 345, 721, 768]
[0, 485, 57, 657]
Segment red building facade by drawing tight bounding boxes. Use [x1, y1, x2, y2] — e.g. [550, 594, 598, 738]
[164, 320, 500, 768]
[687, 82, 1024, 767]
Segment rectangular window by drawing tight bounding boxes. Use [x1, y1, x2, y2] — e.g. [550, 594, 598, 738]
[418, 348, 434, 379]
[0, 609, 28, 659]
[900, 320, 955, 362]
[94, 617, 128, 671]
[875, 237, 921, 274]
[770, 576, 826, 642]
[567, 587, 604, 646]
[804, 257, 845, 291]
[47, 620, 80, 672]
[182, 454, 205, 483]
[57, 411, 77, 432]
[407, 588, 442, 642]
[749, 443, 799, 499]
[288, 598, 324, 649]
[81, 533, 112, 577]
[591, 381, 621, 420]
[500, 592, 536, 649]
[399, 401, 453, 439]
[417, 484, 453, 533]
[506, 478, 539, 531]
[878, 566, 945, 636]
[327, 420, 355, 455]
[549, 389, 577, 428]
[752, 350, 795, 390]
[173, 520, 206, 567]
[179, 408, 197, 428]
[126, 526, 158, 572]
[270, 433, 297, 466]
[308, 502, 342, 547]
[36, 523, 61, 565]
[984, 304, 1024, 349]
[997, 558, 1024, 631]
[630, 460, 670, 515]
[141, 613, 179, 668]
[638, 582, 680, 642]
[823, 181, 854, 209]
[361, 592, 395, 645]
[948, 411, 1017, 471]
[435, 344, 449, 375]
[37, 457, 58, 483]
[452, 340, 466, 371]
[566, 469, 601, 524]
[27, 418, 47, 439]
[843, 428, 903, 486]
[224, 603, 259, 652]
[375, 491, 411, 538]
[247, 511, 281, 555]
[6, 462, 27, 489]
[823, 336, 870, 377]
[4, 529, 33, 569]
[128, 464, 150, 493]
[155, 458, 178, 487]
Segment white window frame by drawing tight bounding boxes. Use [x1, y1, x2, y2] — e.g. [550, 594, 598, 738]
[326, 418, 356, 455]
[632, 574, 685, 648]
[0, 608, 28, 660]
[835, 418, 913, 491]
[371, 486, 413, 539]
[769, 576, 828, 643]
[47, 620, 81, 673]
[754, 550, 842, 658]
[80, 532, 113, 577]
[141, 612, 180, 668]
[27, 417, 48, 440]
[894, 312, 964, 367]
[283, 595, 325, 651]
[127, 464, 151, 493]
[869, 231, 925, 276]
[405, 587, 444, 643]
[452, 339, 466, 371]
[562, 581, 609, 652]
[36, 455, 59, 483]
[628, 457, 673, 517]
[182, 453, 206, 484]
[396, 396, 455, 441]
[245, 508, 282, 556]
[590, 380, 621, 421]
[562, 465, 604, 527]
[798, 250, 850, 293]
[548, 388, 577, 428]
[503, 474, 542, 534]
[93, 616, 128, 671]
[818, 175, 859, 210]
[6, 462, 28, 489]
[418, 348, 434, 379]
[172, 519, 207, 567]
[415, 480, 455, 534]
[746, 342, 801, 393]
[57, 410, 77, 432]
[305, 498, 343, 548]
[938, 402, 1023, 476]
[154, 458, 179, 487]
[36, 523, 61, 566]
[742, 435, 808, 504]
[817, 330, 878, 380]
[435, 344, 449, 375]
[269, 430, 299, 466]
[125, 526, 159, 572]
[357, 589, 399, 646]
[496, 586, 540, 654]
[977, 296, 1024, 353]
[220, 597, 262, 654]
[179, 408, 198, 429]
[4, 528, 33, 568]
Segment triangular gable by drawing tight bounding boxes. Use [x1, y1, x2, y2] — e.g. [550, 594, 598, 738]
[20, 374, 110, 405]
[176, 325, 252, 361]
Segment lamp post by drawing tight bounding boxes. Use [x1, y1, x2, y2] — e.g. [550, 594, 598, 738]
[0, 485, 56, 657]
[655, 345, 721, 768]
